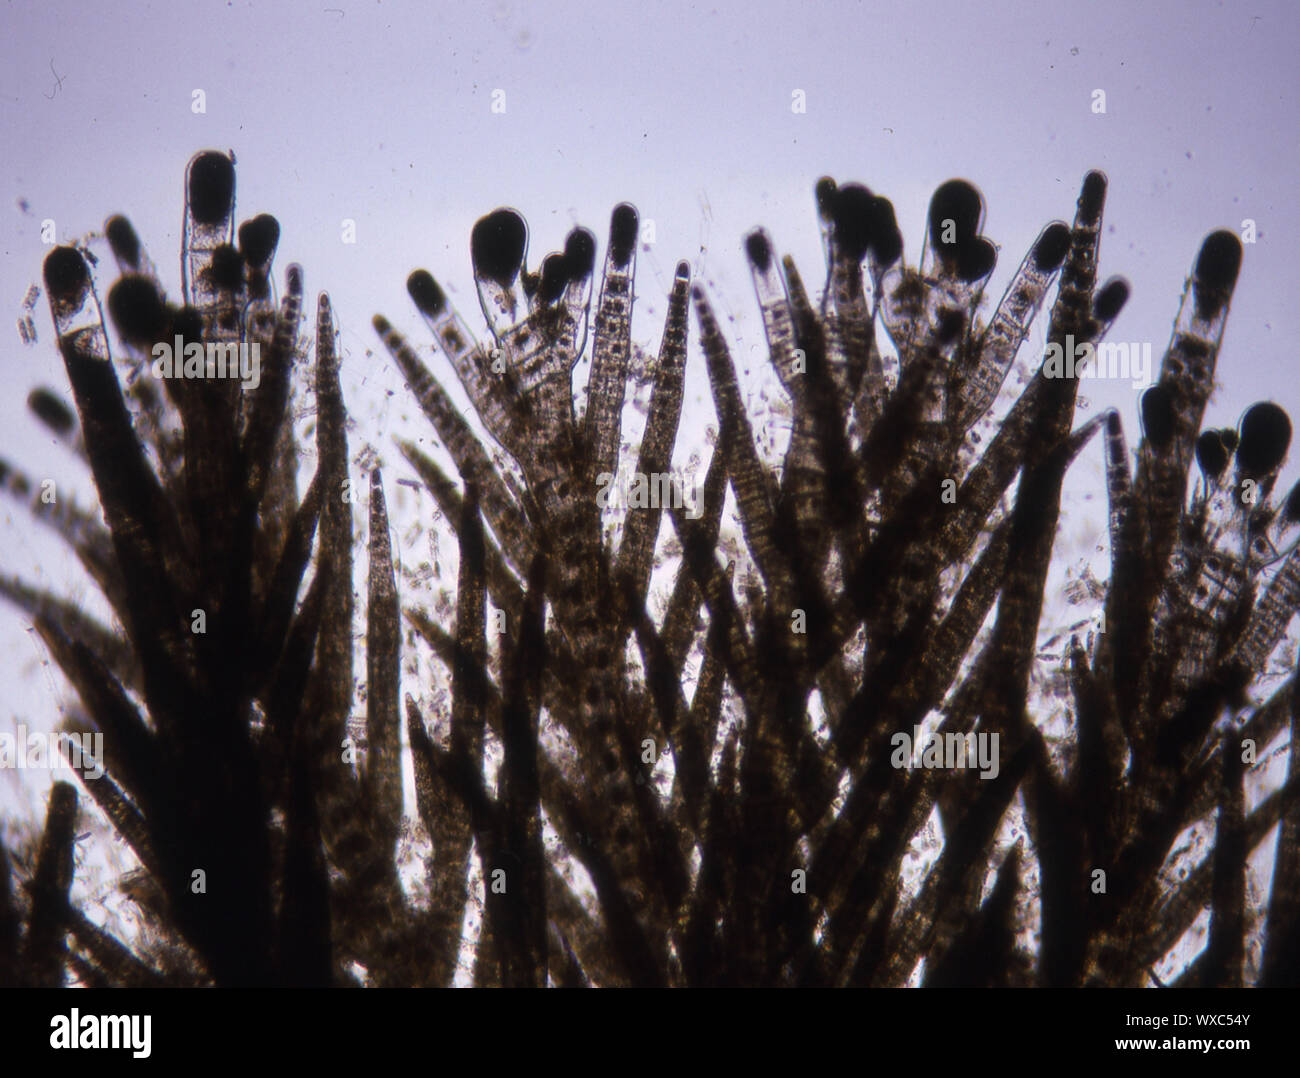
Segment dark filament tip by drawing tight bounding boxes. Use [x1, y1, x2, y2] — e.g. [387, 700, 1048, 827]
[815, 176, 838, 220]
[538, 252, 570, 304]
[1141, 385, 1176, 451]
[1032, 222, 1072, 271]
[745, 231, 773, 272]
[564, 227, 597, 280]
[928, 179, 983, 244]
[833, 184, 876, 262]
[1193, 230, 1243, 319]
[187, 151, 236, 225]
[1078, 170, 1107, 226]
[407, 270, 446, 316]
[43, 246, 90, 303]
[1195, 430, 1230, 479]
[108, 276, 168, 343]
[956, 237, 997, 282]
[870, 197, 903, 266]
[609, 204, 638, 267]
[211, 244, 244, 290]
[105, 215, 141, 268]
[1236, 402, 1291, 477]
[238, 214, 280, 266]
[472, 209, 528, 287]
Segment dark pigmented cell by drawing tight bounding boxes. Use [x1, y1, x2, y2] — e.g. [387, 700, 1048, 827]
[870, 196, 903, 266]
[608, 204, 638, 267]
[1033, 222, 1072, 271]
[1193, 230, 1243, 321]
[538, 253, 570, 304]
[187, 151, 236, 225]
[956, 236, 997, 282]
[1093, 278, 1130, 323]
[1078, 170, 1107, 226]
[105, 215, 141, 268]
[108, 277, 168, 344]
[564, 228, 596, 277]
[43, 246, 91, 305]
[539, 228, 596, 304]
[815, 176, 838, 221]
[833, 183, 876, 262]
[1142, 384, 1176, 450]
[472, 209, 527, 287]
[1196, 430, 1230, 479]
[210, 244, 245, 290]
[928, 179, 983, 245]
[1236, 402, 1291, 477]
[407, 270, 446, 316]
[745, 230, 773, 272]
[27, 388, 76, 435]
[238, 214, 280, 267]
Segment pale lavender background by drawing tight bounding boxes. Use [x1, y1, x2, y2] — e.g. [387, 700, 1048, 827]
[1, 0, 1297, 965]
